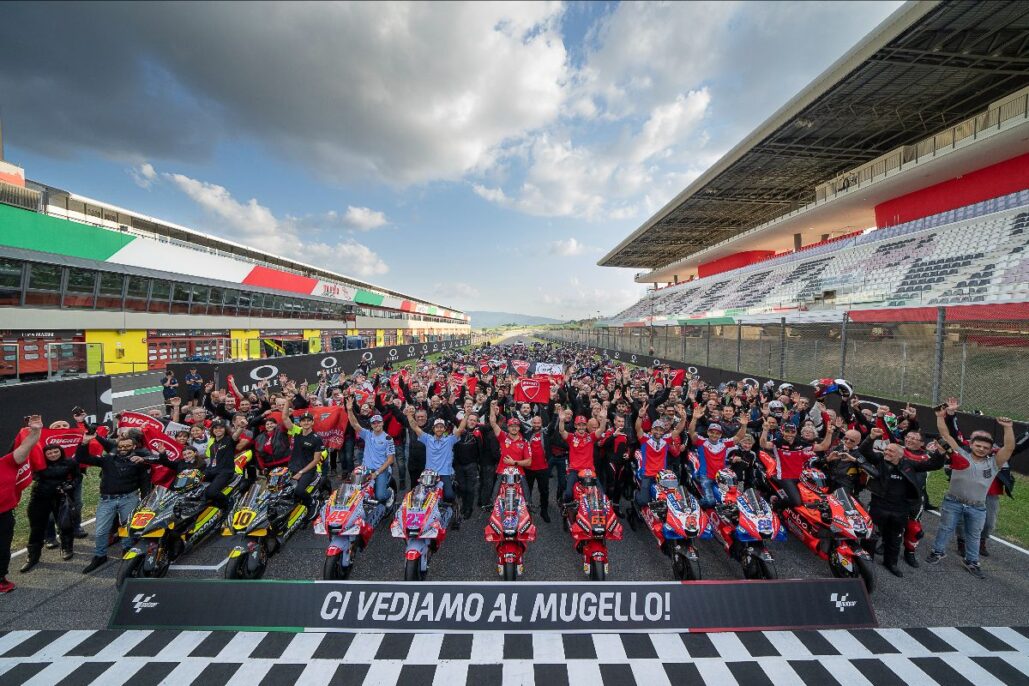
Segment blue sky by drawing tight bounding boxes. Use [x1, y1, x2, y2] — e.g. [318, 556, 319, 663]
[0, 1, 901, 319]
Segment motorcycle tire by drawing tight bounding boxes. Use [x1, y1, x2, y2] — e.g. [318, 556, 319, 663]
[672, 553, 701, 581]
[245, 547, 267, 580]
[855, 555, 875, 594]
[625, 507, 638, 532]
[224, 556, 246, 580]
[561, 515, 569, 532]
[588, 559, 606, 582]
[324, 554, 343, 580]
[404, 558, 423, 582]
[757, 557, 778, 580]
[116, 556, 145, 589]
[502, 561, 518, 581]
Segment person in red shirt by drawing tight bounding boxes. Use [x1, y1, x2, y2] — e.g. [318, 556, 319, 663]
[0, 416, 44, 593]
[525, 415, 551, 522]
[556, 404, 608, 503]
[488, 406, 531, 497]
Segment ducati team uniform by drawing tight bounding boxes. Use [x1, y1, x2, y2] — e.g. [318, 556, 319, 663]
[635, 436, 669, 507]
[564, 432, 596, 501]
[691, 435, 734, 507]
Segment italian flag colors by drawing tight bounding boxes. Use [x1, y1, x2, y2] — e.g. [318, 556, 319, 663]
[0, 203, 468, 321]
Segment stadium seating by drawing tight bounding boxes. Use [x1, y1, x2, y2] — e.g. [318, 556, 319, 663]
[612, 189, 1029, 323]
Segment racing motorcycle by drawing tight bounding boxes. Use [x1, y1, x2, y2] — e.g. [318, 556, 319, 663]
[391, 469, 452, 581]
[117, 467, 245, 588]
[561, 469, 623, 581]
[706, 468, 784, 579]
[626, 465, 705, 580]
[315, 465, 396, 580]
[222, 466, 326, 580]
[758, 452, 875, 592]
[483, 468, 537, 581]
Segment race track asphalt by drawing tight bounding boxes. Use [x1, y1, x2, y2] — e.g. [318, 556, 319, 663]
[3, 482, 1027, 631]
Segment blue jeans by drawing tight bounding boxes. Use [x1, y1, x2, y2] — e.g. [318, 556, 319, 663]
[696, 475, 717, 508]
[933, 495, 987, 564]
[564, 469, 583, 502]
[440, 474, 455, 502]
[635, 476, 655, 507]
[94, 493, 139, 558]
[373, 469, 390, 502]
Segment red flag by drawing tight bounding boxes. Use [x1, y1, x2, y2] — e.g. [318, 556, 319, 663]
[40, 427, 86, 457]
[389, 373, 402, 395]
[144, 429, 183, 487]
[514, 378, 551, 403]
[479, 360, 491, 374]
[118, 411, 165, 434]
[353, 389, 373, 408]
[296, 406, 348, 449]
[511, 360, 530, 377]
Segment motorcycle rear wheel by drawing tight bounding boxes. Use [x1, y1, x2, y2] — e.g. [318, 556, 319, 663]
[588, 559, 606, 582]
[404, 558, 423, 581]
[116, 556, 144, 589]
[502, 561, 518, 581]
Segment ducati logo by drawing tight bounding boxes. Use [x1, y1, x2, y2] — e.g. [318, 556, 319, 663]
[132, 593, 159, 613]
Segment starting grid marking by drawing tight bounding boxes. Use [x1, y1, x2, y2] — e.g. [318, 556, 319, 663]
[0, 627, 1026, 686]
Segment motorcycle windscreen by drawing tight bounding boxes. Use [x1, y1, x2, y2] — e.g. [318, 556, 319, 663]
[739, 488, 771, 516]
[833, 487, 859, 514]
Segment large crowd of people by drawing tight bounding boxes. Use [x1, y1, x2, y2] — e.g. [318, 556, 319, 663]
[0, 339, 1023, 592]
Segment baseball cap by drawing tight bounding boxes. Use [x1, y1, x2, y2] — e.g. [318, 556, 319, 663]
[433, 418, 446, 427]
[298, 413, 314, 421]
[370, 414, 383, 423]
[507, 417, 521, 427]
[574, 415, 588, 425]
[707, 422, 723, 433]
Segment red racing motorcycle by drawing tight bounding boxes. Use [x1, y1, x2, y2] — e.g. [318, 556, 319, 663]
[759, 452, 876, 592]
[706, 468, 784, 579]
[561, 469, 623, 581]
[484, 468, 537, 580]
[314, 465, 396, 579]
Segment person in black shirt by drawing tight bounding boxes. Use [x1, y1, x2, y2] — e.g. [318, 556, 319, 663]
[202, 420, 237, 511]
[20, 445, 80, 572]
[281, 411, 324, 515]
[77, 433, 151, 574]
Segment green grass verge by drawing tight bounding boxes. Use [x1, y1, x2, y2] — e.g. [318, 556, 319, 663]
[925, 469, 1029, 549]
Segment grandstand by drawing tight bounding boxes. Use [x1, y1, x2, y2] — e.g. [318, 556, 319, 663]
[601, 1, 1029, 328]
[0, 157, 470, 379]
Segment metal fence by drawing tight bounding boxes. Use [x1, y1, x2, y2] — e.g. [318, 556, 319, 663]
[548, 306, 1029, 421]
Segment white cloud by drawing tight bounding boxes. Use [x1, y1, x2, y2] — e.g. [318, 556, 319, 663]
[472, 184, 508, 204]
[537, 275, 640, 318]
[431, 281, 480, 303]
[342, 206, 388, 231]
[129, 162, 157, 188]
[550, 238, 588, 256]
[163, 168, 388, 277]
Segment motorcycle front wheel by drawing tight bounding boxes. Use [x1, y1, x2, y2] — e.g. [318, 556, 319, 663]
[589, 559, 606, 582]
[224, 555, 246, 580]
[672, 552, 701, 581]
[757, 557, 778, 580]
[116, 556, 144, 589]
[502, 561, 518, 581]
[855, 555, 875, 594]
[324, 553, 353, 580]
[404, 558, 423, 581]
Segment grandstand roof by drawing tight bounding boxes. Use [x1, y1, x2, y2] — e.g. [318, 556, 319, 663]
[599, 0, 1029, 270]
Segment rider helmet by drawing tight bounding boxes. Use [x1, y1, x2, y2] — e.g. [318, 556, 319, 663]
[656, 469, 679, 491]
[715, 469, 737, 496]
[267, 467, 291, 492]
[768, 400, 785, 415]
[800, 467, 828, 492]
[500, 467, 521, 486]
[578, 468, 599, 490]
[418, 469, 440, 489]
[172, 468, 202, 492]
[349, 465, 369, 484]
[777, 383, 794, 395]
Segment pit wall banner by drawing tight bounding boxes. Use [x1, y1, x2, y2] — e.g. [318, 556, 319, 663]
[111, 579, 876, 633]
[544, 336, 1029, 475]
[168, 338, 472, 396]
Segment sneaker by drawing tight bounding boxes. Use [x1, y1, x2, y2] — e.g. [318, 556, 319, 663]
[44, 538, 59, 550]
[82, 556, 109, 574]
[480, 504, 491, 512]
[925, 550, 945, 565]
[903, 551, 920, 568]
[963, 560, 984, 579]
[957, 538, 966, 557]
[541, 509, 551, 523]
[0, 578, 14, 594]
[884, 564, 904, 578]
[74, 528, 89, 539]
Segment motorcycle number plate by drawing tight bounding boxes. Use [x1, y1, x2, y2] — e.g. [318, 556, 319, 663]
[232, 508, 257, 529]
[131, 511, 155, 529]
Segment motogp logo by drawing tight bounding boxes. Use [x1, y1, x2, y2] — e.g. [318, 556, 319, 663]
[830, 592, 857, 612]
[132, 593, 159, 613]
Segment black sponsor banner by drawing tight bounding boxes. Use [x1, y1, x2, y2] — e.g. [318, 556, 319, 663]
[0, 375, 113, 445]
[110, 578, 875, 633]
[547, 337, 1029, 475]
[168, 338, 472, 396]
